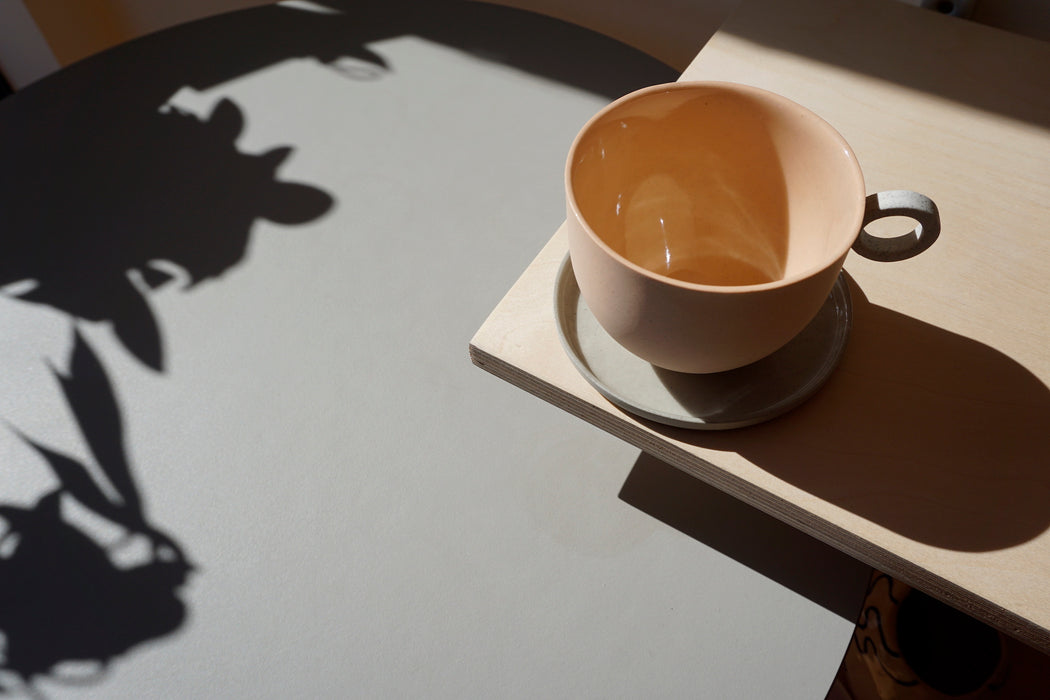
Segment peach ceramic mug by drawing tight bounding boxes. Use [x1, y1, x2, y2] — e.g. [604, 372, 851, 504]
[565, 81, 940, 374]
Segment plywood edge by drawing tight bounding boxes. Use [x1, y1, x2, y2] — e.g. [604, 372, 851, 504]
[669, 442, 1050, 652]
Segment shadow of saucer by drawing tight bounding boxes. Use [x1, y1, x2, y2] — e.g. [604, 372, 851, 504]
[674, 276, 1050, 552]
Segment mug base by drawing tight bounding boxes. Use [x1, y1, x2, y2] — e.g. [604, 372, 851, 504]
[554, 254, 851, 430]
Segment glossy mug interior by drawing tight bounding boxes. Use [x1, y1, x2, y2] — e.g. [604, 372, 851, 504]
[565, 81, 940, 374]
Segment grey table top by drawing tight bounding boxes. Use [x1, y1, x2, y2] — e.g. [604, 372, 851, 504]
[0, 2, 870, 697]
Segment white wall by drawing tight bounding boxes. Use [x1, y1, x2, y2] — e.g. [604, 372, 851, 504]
[5, 0, 1050, 88]
[0, 0, 60, 88]
[17, 0, 271, 67]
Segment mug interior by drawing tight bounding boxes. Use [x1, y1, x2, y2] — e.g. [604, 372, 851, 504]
[567, 83, 865, 287]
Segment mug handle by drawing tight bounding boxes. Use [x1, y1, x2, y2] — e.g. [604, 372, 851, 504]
[852, 190, 940, 262]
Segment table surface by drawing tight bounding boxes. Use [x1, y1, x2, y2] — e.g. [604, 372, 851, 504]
[471, 0, 1050, 653]
[0, 1, 873, 697]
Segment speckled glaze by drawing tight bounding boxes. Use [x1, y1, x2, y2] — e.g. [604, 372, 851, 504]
[565, 81, 937, 374]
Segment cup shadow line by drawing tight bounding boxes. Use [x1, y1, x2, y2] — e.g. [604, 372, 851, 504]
[662, 274, 1050, 552]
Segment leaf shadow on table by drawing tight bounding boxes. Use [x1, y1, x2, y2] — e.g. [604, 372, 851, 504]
[0, 1, 677, 694]
[667, 276, 1050, 552]
[0, 96, 333, 372]
[619, 451, 873, 621]
[0, 0, 674, 371]
[0, 330, 192, 693]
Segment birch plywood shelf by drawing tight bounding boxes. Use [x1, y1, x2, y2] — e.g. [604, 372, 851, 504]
[470, 0, 1050, 652]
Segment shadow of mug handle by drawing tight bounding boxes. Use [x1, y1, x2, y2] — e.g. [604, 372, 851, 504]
[853, 190, 941, 262]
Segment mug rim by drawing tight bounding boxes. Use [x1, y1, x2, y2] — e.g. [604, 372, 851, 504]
[565, 80, 866, 293]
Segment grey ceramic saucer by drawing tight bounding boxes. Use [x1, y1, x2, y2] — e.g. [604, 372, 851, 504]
[554, 255, 852, 430]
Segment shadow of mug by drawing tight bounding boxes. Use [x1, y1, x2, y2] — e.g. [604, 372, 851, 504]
[677, 275, 1050, 552]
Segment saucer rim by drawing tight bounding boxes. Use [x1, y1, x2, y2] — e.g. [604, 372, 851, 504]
[553, 254, 852, 430]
